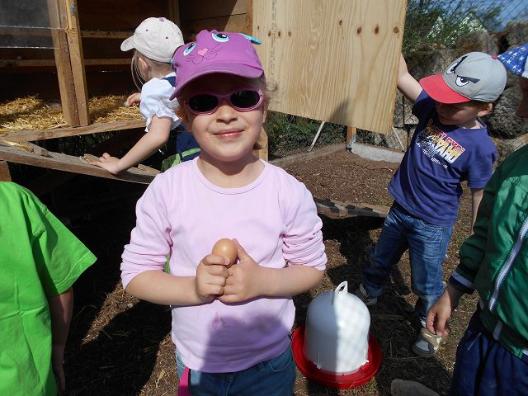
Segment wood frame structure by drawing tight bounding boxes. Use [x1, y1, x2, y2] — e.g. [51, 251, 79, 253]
[0, 0, 267, 182]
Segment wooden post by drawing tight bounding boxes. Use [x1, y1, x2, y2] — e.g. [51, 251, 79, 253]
[254, 127, 268, 161]
[168, 0, 181, 25]
[0, 161, 11, 181]
[63, 0, 90, 126]
[346, 126, 357, 146]
[48, 0, 79, 126]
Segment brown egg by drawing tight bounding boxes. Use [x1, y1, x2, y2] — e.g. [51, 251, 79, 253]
[211, 238, 237, 266]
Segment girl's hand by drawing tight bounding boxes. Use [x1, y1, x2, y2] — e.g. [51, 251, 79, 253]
[87, 153, 124, 175]
[219, 240, 266, 303]
[124, 92, 141, 107]
[195, 255, 230, 303]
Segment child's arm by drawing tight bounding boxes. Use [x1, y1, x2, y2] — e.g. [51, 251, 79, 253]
[397, 54, 422, 103]
[91, 116, 172, 174]
[219, 240, 323, 303]
[470, 188, 484, 229]
[47, 288, 74, 395]
[125, 254, 230, 306]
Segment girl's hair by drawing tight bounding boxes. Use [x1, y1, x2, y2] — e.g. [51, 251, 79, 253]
[130, 50, 173, 91]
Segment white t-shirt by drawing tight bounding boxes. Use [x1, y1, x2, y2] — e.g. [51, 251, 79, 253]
[140, 72, 181, 132]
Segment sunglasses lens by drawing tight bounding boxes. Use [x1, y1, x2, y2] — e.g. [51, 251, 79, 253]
[188, 94, 218, 113]
[230, 90, 261, 109]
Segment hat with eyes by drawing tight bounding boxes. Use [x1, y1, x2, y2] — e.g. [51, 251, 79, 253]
[170, 30, 264, 99]
[498, 43, 528, 78]
[419, 52, 507, 104]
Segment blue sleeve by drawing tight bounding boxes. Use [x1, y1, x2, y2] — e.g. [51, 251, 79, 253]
[467, 144, 497, 189]
[412, 90, 434, 122]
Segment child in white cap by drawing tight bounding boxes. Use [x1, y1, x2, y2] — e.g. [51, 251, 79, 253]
[355, 51, 507, 357]
[425, 43, 528, 396]
[90, 17, 200, 173]
[120, 30, 326, 395]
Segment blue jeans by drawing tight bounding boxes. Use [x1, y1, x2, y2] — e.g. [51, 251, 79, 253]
[450, 310, 528, 396]
[362, 203, 452, 322]
[176, 346, 296, 396]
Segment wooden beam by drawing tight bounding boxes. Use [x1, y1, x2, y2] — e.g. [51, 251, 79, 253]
[0, 27, 131, 40]
[168, 0, 181, 26]
[80, 30, 131, 39]
[0, 146, 156, 184]
[0, 58, 130, 68]
[0, 119, 145, 142]
[0, 161, 11, 181]
[314, 197, 389, 219]
[346, 126, 357, 146]
[48, 0, 79, 126]
[63, 0, 90, 126]
[253, 127, 268, 161]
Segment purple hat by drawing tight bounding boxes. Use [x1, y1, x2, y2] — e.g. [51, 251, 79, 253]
[170, 30, 264, 99]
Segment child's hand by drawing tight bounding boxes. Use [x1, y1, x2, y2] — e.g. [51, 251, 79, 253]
[87, 153, 124, 175]
[124, 92, 141, 107]
[219, 240, 266, 304]
[195, 255, 230, 303]
[426, 284, 462, 337]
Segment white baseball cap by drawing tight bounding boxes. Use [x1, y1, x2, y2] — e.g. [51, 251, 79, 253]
[121, 17, 184, 63]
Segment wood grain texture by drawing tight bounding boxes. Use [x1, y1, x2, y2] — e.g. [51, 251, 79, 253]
[0, 120, 145, 142]
[0, 146, 156, 184]
[253, 0, 407, 134]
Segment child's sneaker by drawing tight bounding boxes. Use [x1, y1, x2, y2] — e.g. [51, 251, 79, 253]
[412, 327, 446, 357]
[353, 283, 378, 306]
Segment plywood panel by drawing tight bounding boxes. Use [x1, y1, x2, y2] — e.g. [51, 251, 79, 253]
[253, 0, 406, 134]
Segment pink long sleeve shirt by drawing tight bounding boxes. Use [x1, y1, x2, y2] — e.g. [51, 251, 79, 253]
[121, 158, 326, 372]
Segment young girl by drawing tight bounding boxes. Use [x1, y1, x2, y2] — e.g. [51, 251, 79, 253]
[120, 30, 326, 395]
[91, 17, 200, 174]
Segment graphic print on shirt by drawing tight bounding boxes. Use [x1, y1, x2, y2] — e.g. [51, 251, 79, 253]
[416, 120, 466, 168]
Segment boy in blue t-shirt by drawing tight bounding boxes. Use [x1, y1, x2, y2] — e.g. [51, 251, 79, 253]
[356, 52, 507, 357]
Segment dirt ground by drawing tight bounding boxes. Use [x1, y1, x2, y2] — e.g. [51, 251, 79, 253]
[41, 148, 478, 396]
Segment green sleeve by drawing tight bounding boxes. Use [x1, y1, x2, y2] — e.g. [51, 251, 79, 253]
[29, 195, 97, 296]
[454, 163, 501, 288]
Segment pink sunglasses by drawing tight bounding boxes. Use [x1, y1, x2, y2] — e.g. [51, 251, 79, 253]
[184, 88, 263, 115]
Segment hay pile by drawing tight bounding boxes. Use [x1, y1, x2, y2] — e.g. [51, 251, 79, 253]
[0, 95, 142, 132]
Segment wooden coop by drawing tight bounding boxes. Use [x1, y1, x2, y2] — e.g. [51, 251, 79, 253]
[0, 0, 406, 215]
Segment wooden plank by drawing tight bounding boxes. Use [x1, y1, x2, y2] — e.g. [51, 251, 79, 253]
[0, 146, 156, 184]
[80, 30, 131, 39]
[253, 0, 407, 134]
[0, 161, 11, 181]
[180, 0, 248, 21]
[346, 126, 357, 145]
[48, 0, 79, 126]
[64, 0, 90, 126]
[0, 58, 130, 67]
[168, 0, 181, 26]
[0, 120, 145, 142]
[253, 127, 268, 161]
[315, 197, 389, 219]
[183, 14, 251, 37]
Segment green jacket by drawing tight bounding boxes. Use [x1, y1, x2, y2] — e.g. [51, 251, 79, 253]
[450, 144, 528, 359]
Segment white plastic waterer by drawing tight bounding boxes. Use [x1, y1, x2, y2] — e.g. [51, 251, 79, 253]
[303, 281, 371, 374]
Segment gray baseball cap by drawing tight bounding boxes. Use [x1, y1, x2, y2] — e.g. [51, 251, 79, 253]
[121, 17, 184, 63]
[420, 52, 507, 103]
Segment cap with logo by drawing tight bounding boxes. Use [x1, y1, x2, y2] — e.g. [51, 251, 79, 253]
[170, 30, 264, 99]
[121, 17, 184, 63]
[419, 52, 507, 104]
